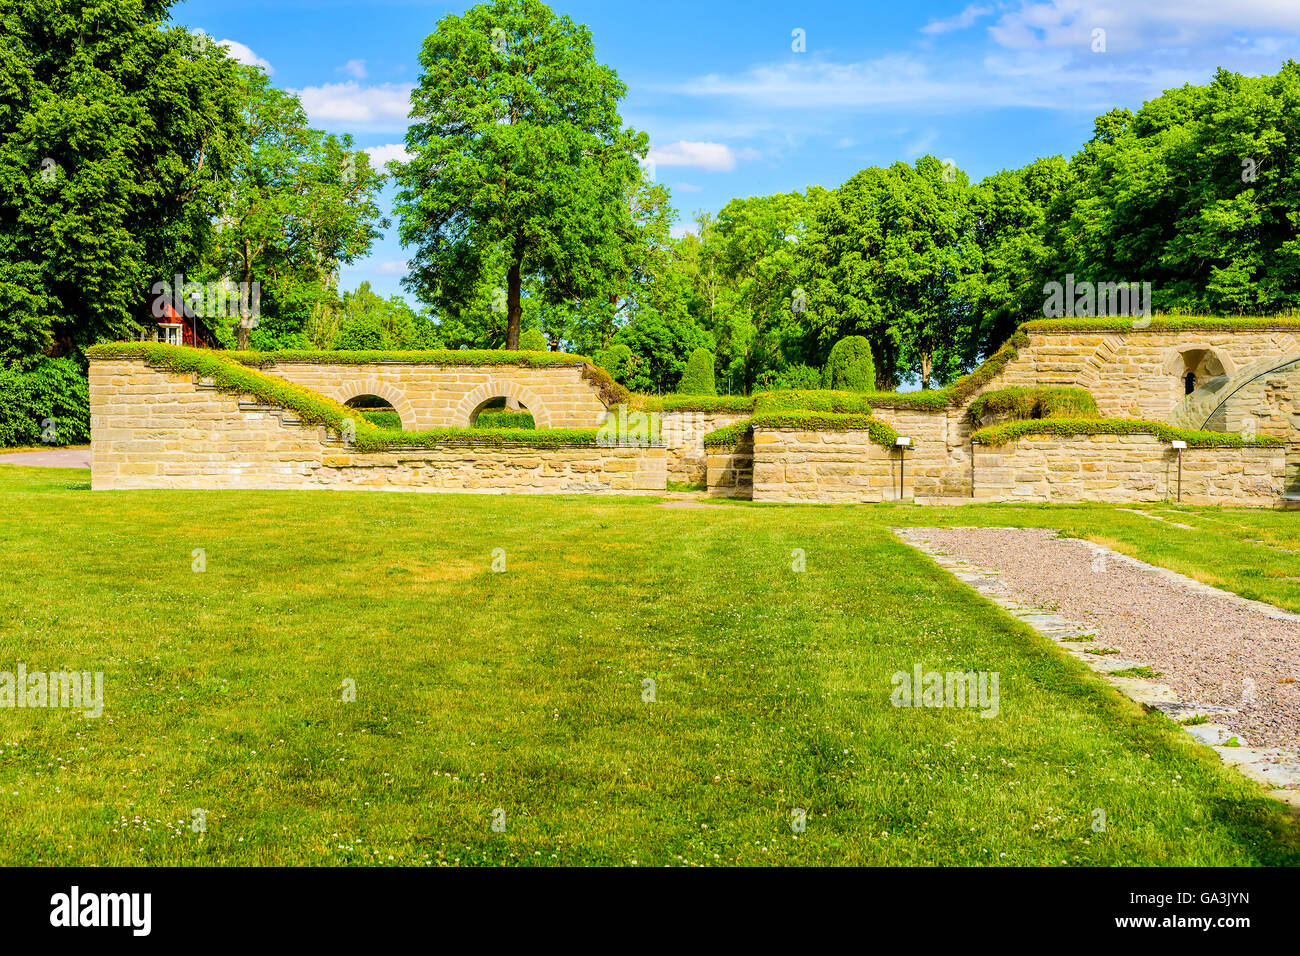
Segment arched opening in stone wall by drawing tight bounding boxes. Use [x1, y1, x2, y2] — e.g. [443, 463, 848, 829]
[1163, 346, 1232, 415]
[345, 394, 402, 430]
[456, 381, 552, 429]
[469, 397, 536, 429]
[1169, 347, 1228, 383]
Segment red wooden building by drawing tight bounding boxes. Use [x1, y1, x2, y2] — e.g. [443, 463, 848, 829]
[139, 293, 220, 348]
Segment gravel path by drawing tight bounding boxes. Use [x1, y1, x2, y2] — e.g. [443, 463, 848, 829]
[909, 527, 1300, 749]
[0, 448, 89, 468]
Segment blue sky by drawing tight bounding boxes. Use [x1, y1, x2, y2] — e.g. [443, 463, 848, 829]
[171, 0, 1300, 299]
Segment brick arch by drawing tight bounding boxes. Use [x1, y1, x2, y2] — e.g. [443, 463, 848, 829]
[323, 379, 419, 430]
[455, 380, 552, 428]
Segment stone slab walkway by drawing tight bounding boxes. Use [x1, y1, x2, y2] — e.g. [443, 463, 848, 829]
[893, 526, 1300, 809]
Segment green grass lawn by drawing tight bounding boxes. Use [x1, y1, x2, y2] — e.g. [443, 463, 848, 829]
[0, 465, 1297, 866]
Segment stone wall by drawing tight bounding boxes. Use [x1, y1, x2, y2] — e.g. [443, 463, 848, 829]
[90, 359, 664, 493]
[870, 404, 971, 499]
[972, 433, 1284, 505]
[661, 410, 752, 485]
[250, 360, 611, 431]
[752, 427, 908, 503]
[705, 433, 754, 498]
[982, 329, 1300, 422]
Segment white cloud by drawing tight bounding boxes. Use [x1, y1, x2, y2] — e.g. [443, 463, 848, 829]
[988, 0, 1300, 53]
[672, 182, 703, 193]
[670, 1, 1300, 120]
[363, 143, 412, 167]
[339, 59, 369, 80]
[903, 128, 940, 158]
[669, 223, 695, 239]
[921, 4, 994, 36]
[218, 39, 272, 73]
[293, 81, 414, 131]
[677, 51, 1205, 114]
[374, 260, 409, 276]
[647, 141, 758, 172]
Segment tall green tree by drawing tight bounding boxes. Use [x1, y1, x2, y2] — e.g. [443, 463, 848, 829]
[1049, 64, 1300, 314]
[797, 158, 981, 388]
[969, 156, 1070, 356]
[394, 0, 647, 349]
[0, 0, 245, 363]
[208, 67, 387, 348]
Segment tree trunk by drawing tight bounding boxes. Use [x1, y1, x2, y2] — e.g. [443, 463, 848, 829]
[237, 243, 254, 350]
[505, 253, 522, 350]
[920, 350, 932, 389]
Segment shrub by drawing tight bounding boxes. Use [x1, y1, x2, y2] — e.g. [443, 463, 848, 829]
[358, 409, 402, 429]
[753, 389, 873, 414]
[0, 357, 90, 446]
[966, 386, 1098, 424]
[226, 347, 590, 368]
[249, 326, 310, 351]
[580, 363, 632, 409]
[750, 411, 899, 447]
[633, 394, 753, 413]
[861, 390, 950, 411]
[971, 417, 1283, 448]
[476, 411, 535, 429]
[702, 420, 753, 448]
[821, 336, 876, 392]
[594, 343, 634, 383]
[518, 328, 548, 351]
[332, 315, 386, 350]
[1023, 315, 1300, 333]
[945, 331, 1029, 406]
[769, 364, 822, 390]
[677, 347, 717, 395]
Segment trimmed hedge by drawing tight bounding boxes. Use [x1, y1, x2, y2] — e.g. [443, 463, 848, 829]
[966, 386, 1098, 424]
[518, 328, 548, 351]
[358, 409, 402, 429]
[581, 364, 632, 409]
[476, 411, 535, 429]
[633, 393, 754, 413]
[859, 389, 951, 411]
[702, 420, 753, 448]
[947, 331, 1030, 406]
[750, 411, 900, 448]
[971, 418, 1283, 448]
[223, 347, 593, 368]
[678, 347, 718, 395]
[752, 389, 874, 414]
[85, 343, 602, 450]
[1022, 315, 1300, 333]
[822, 336, 876, 392]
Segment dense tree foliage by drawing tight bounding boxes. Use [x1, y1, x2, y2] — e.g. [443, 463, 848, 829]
[393, 0, 646, 349]
[207, 68, 388, 349]
[0, 0, 245, 363]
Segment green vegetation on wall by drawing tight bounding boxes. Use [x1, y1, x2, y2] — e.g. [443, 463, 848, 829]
[971, 418, 1283, 448]
[966, 386, 1099, 424]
